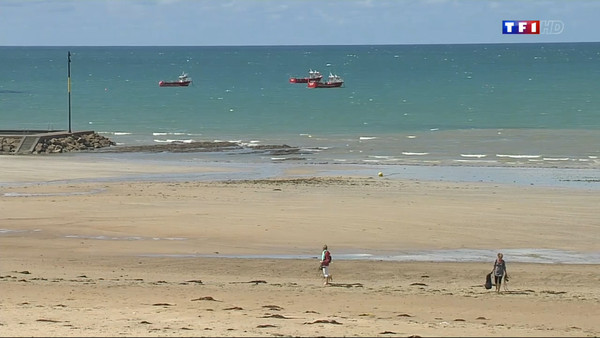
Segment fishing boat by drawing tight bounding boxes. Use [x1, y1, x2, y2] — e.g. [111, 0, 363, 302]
[159, 72, 192, 87]
[289, 69, 323, 83]
[307, 73, 343, 88]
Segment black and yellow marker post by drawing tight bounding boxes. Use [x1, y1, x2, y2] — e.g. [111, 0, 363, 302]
[67, 51, 72, 133]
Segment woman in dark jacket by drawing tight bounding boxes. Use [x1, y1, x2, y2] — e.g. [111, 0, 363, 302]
[492, 252, 508, 293]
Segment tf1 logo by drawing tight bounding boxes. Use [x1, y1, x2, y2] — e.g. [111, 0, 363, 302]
[502, 20, 564, 34]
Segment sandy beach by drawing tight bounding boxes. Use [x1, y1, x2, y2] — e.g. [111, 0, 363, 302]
[1, 155, 599, 337]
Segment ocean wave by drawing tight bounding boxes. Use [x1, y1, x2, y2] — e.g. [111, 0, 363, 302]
[359, 136, 377, 140]
[453, 159, 498, 164]
[402, 152, 429, 156]
[102, 131, 131, 136]
[369, 155, 393, 159]
[496, 154, 541, 159]
[460, 154, 487, 158]
[153, 132, 185, 136]
[542, 157, 570, 161]
[153, 139, 194, 143]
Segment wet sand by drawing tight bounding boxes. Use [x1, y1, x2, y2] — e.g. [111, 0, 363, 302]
[1, 155, 599, 336]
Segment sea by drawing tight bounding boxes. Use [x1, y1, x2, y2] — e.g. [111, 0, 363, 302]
[2, 44, 599, 263]
[1, 43, 600, 186]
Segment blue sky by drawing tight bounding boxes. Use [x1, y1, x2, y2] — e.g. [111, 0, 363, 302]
[1, 0, 598, 46]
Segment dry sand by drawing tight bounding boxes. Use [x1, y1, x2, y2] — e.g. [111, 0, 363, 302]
[1, 156, 599, 337]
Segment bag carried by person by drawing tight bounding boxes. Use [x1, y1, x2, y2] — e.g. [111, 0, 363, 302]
[485, 272, 492, 289]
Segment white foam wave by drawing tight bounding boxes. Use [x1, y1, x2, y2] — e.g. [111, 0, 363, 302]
[542, 157, 570, 161]
[453, 159, 498, 164]
[113, 132, 131, 136]
[460, 154, 487, 158]
[359, 136, 377, 140]
[153, 139, 194, 143]
[496, 154, 541, 159]
[153, 132, 189, 136]
[402, 152, 429, 156]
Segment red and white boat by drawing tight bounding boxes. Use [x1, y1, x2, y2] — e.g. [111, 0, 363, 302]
[159, 72, 192, 87]
[307, 73, 343, 88]
[289, 69, 323, 83]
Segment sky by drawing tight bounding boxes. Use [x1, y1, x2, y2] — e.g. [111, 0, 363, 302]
[1, 0, 599, 46]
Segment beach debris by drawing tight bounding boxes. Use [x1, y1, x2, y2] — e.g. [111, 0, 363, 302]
[380, 331, 396, 335]
[410, 282, 428, 286]
[541, 290, 567, 295]
[36, 318, 62, 323]
[476, 316, 487, 320]
[262, 305, 283, 311]
[257, 324, 277, 328]
[304, 319, 342, 325]
[140, 321, 152, 325]
[329, 282, 363, 288]
[184, 279, 203, 284]
[249, 280, 267, 284]
[397, 313, 413, 317]
[261, 314, 293, 319]
[454, 318, 466, 321]
[17, 271, 31, 274]
[152, 280, 168, 285]
[152, 303, 174, 306]
[224, 306, 244, 311]
[230, 280, 267, 285]
[191, 296, 220, 302]
[305, 310, 319, 314]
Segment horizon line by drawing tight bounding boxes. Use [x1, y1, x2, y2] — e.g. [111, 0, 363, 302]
[1, 41, 599, 48]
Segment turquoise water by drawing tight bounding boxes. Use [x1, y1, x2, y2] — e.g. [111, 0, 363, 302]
[1, 43, 599, 167]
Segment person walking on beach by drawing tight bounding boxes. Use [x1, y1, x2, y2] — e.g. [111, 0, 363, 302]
[320, 245, 332, 286]
[491, 252, 508, 293]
